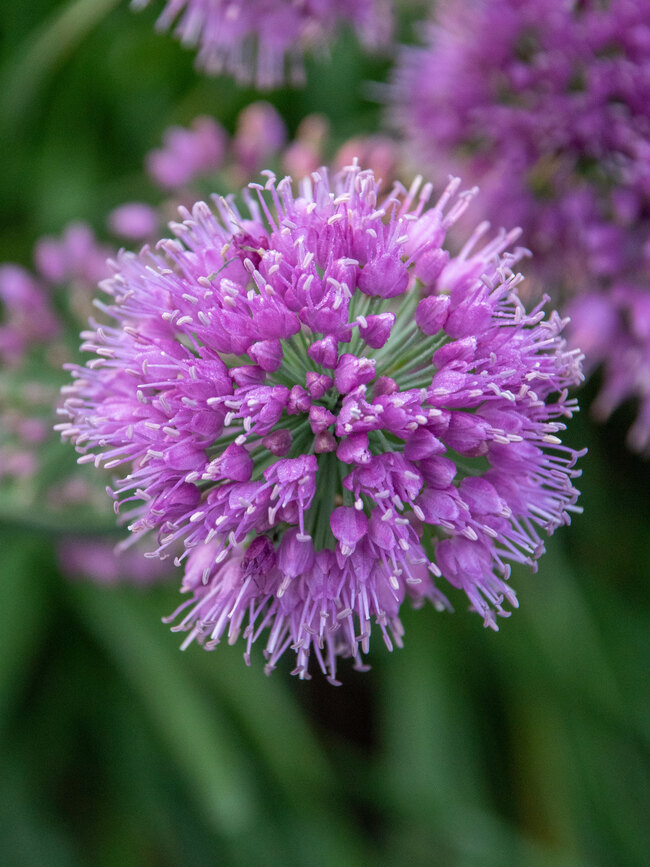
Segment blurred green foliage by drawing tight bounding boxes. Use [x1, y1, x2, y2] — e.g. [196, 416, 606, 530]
[0, 2, 648, 865]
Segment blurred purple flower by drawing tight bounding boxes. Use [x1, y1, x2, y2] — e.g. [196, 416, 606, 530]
[569, 286, 650, 452]
[59, 537, 174, 585]
[0, 224, 176, 588]
[334, 134, 399, 191]
[234, 102, 287, 174]
[35, 222, 112, 286]
[108, 202, 160, 241]
[59, 164, 584, 682]
[0, 265, 60, 365]
[392, 0, 650, 451]
[146, 116, 227, 189]
[133, 0, 393, 88]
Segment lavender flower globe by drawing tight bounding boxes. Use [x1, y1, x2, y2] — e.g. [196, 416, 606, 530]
[59, 164, 584, 683]
[134, 0, 392, 88]
[392, 0, 650, 451]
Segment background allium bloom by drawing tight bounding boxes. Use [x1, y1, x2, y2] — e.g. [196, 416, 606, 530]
[234, 102, 287, 174]
[108, 202, 160, 241]
[392, 0, 650, 451]
[59, 165, 584, 683]
[0, 224, 172, 586]
[133, 0, 393, 87]
[0, 265, 60, 366]
[146, 115, 228, 189]
[0, 227, 115, 512]
[35, 222, 112, 287]
[58, 537, 174, 586]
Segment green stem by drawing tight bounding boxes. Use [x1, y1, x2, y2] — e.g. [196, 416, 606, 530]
[0, 0, 122, 129]
[381, 333, 447, 382]
[375, 328, 421, 374]
[338, 458, 353, 508]
[310, 452, 337, 550]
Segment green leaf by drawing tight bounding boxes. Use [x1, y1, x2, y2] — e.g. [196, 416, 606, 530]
[0, 531, 49, 729]
[67, 582, 260, 840]
[189, 644, 376, 866]
[0, 0, 123, 129]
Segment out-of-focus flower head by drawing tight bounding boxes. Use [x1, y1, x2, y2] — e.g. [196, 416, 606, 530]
[334, 133, 399, 190]
[233, 102, 287, 175]
[35, 222, 112, 287]
[568, 286, 650, 451]
[59, 536, 175, 586]
[108, 203, 160, 242]
[146, 115, 228, 189]
[0, 265, 60, 366]
[146, 103, 399, 197]
[0, 223, 172, 585]
[0, 230, 108, 512]
[281, 114, 329, 178]
[59, 163, 584, 682]
[391, 0, 650, 451]
[133, 0, 393, 88]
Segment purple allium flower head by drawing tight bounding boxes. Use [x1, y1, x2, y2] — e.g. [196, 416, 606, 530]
[146, 116, 228, 190]
[568, 286, 650, 452]
[108, 202, 160, 241]
[0, 265, 60, 365]
[282, 115, 329, 179]
[35, 222, 112, 287]
[133, 0, 393, 88]
[234, 102, 287, 175]
[392, 0, 650, 451]
[59, 164, 584, 682]
[59, 537, 173, 585]
[0, 220, 178, 589]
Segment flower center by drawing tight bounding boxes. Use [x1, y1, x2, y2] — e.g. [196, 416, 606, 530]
[198, 278, 454, 550]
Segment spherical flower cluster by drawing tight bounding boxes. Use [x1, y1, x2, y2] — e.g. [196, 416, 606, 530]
[0, 98, 392, 568]
[35, 222, 112, 289]
[133, 0, 393, 88]
[59, 164, 584, 683]
[392, 0, 650, 450]
[108, 203, 160, 242]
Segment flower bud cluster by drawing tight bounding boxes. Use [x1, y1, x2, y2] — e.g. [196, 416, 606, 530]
[134, 0, 393, 88]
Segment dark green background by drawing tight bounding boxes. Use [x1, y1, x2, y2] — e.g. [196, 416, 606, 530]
[0, 2, 648, 864]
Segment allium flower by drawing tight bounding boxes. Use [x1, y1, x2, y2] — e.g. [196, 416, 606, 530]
[234, 102, 287, 175]
[59, 164, 584, 682]
[0, 224, 172, 586]
[108, 203, 160, 241]
[392, 0, 650, 451]
[145, 104, 398, 204]
[133, 0, 393, 88]
[568, 287, 650, 451]
[334, 134, 399, 191]
[0, 247, 93, 496]
[35, 222, 112, 287]
[0, 265, 60, 365]
[146, 115, 227, 190]
[59, 537, 174, 585]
